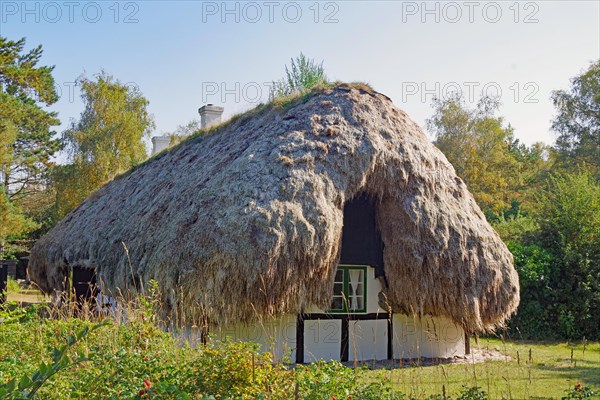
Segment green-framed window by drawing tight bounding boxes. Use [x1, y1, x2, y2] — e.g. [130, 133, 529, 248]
[329, 265, 367, 313]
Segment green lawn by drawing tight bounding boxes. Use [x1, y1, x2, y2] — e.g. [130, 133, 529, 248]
[364, 338, 600, 399]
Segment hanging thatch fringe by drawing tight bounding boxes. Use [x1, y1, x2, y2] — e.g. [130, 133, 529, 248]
[29, 83, 519, 333]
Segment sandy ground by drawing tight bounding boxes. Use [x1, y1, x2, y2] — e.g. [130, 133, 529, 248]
[6, 283, 49, 305]
[342, 347, 510, 369]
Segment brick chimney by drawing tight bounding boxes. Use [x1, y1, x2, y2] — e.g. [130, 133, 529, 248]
[151, 136, 171, 155]
[198, 104, 224, 129]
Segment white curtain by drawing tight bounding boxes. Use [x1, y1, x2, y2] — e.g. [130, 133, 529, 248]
[349, 270, 361, 310]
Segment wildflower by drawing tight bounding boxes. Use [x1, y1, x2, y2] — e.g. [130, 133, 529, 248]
[18, 355, 25, 360]
[139, 379, 152, 396]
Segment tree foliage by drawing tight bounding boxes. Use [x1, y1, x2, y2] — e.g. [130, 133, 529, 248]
[552, 59, 600, 173]
[0, 36, 59, 257]
[0, 191, 38, 257]
[0, 36, 61, 196]
[270, 53, 327, 99]
[535, 170, 600, 338]
[506, 240, 553, 339]
[54, 72, 154, 217]
[503, 60, 600, 339]
[427, 94, 549, 218]
[507, 170, 600, 340]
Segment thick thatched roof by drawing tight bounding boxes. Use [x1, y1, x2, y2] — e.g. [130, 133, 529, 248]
[29, 83, 519, 332]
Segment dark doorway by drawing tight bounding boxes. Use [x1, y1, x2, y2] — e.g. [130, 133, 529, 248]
[339, 194, 384, 277]
[17, 257, 29, 280]
[72, 267, 97, 303]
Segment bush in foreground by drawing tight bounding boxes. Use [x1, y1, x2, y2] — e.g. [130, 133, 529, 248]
[0, 298, 597, 399]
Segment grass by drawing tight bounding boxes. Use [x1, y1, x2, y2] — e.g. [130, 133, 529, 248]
[5, 277, 49, 304]
[0, 289, 597, 399]
[6, 277, 21, 293]
[362, 337, 600, 399]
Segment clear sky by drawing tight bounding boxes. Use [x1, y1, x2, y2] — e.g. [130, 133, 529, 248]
[2, 0, 599, 156]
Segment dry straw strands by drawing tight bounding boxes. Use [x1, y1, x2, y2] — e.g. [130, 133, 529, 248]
[29, 83, 519, 333]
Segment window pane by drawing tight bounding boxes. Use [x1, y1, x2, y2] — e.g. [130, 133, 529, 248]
[356, 283, 364, 294]
[331, 296, 344, 310]
[330, 267, 367, 312]
[358, 270, 366, 310]
[347, 268, 366, 311]
[333, 282, 344, 296]
[356, 296, 364, 310]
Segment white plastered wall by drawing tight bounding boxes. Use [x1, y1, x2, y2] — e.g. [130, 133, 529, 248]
[210, 266, 465, 362]
[212, 314, 297, 362]
[303, 319, 342, 362]
[392, 314, 465, 359]
[348, 319, 388, 361]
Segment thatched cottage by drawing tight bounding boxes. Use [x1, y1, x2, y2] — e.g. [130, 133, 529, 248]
[29, 83, 519, 362]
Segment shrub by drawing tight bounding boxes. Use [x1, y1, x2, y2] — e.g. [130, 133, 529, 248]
[456, 386, 488, 400]
[270, 53, 327, 99]
[506, 241, 553, 339]
[506, 170, 600, 340]
[7, 277, 21, 293]
[562, 383, 597, 399]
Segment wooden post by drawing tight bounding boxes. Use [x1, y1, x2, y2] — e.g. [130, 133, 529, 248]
[465, 332, 471, 355]
[571, 348, 574, 364]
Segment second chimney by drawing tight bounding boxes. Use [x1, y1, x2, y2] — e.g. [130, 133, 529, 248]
[198, 104, 224, 129]
[151, 136, 171, 155]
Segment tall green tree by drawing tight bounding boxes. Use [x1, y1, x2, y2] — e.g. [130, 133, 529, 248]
[427, 94, 548, 218]
[54, 72, 154, 217]
[0, 36, 60, 257]
[552, 60, 600, 173]
[270, 53, 327, 99]
[536, 171, 600, 338]
[506, 170, 600, 340]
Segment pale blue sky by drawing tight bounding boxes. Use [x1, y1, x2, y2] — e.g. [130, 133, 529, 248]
[2, 1, 599, 155]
